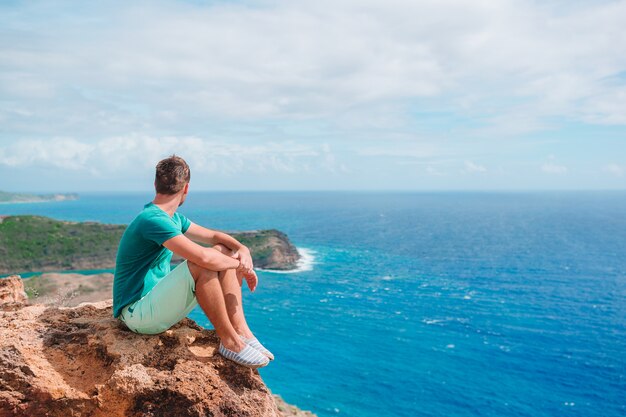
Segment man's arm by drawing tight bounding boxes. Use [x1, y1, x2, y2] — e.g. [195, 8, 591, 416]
[184, 221, 246, 253]
[163, 234, 241, 271]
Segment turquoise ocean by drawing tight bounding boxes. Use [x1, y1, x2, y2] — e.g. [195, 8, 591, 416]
[1, 191, 625, 417]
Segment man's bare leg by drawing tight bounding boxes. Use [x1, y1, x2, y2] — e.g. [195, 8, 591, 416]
[208, 244, 274, 361]
[219, 267, 255, 339]
[187, 261, 247, 353]
[209, 243, 255, 339]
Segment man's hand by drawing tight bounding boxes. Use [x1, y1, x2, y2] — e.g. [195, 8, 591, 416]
[234, 246, 254, 271]
[233, 246, 257, 291]
[237, 268, 259, 292]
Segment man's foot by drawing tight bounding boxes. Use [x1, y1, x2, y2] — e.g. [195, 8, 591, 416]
[218, 341, 269, 368]
[240, 335, 275, 361]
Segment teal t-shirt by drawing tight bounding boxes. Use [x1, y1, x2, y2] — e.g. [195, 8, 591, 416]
[112, 202, 191, 318]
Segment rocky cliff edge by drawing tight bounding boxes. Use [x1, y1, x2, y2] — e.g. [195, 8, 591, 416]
[0, 276, 314, 417]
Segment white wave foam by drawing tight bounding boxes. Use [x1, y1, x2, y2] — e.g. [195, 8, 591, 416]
[423, 319, 445, 325]
[256, 247, 317, 274]
[422, 317, 469, 326]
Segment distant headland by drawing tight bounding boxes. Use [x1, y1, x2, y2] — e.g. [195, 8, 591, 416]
[0, 215, 301, 275]
[0, 190, 79, 204]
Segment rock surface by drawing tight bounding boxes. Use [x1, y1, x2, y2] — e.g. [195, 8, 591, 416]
[0, 275, 27, 309]
[22, 272, 114, 307]
[0, 278, 315, 417]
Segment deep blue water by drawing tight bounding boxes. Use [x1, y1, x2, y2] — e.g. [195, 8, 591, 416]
[1, 191, 625, 417]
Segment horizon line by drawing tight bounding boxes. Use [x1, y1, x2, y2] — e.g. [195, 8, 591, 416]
[4, 188, 626, 194]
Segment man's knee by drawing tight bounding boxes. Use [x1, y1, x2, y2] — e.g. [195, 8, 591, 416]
[212, 243, 236, 257]
[187, 260, 218, 283]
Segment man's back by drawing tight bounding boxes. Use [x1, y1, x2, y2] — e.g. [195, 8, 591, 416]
[112, 202, 191, 318]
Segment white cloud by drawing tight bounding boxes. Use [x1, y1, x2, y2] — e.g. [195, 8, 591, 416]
[541, 163, 568, 175]
[604, 163, 624, 176]
[357, 143, 437, 158]
[426, 165, 446, 176]
[0, 135, 345, 177]
[541, 156, 568, 175]
[463, 160, 487, 173]
[1, 1, 625, 191]
[0, 138, 81, 169]
[320, 142, 351, 174]
[0, 0, 625, 139]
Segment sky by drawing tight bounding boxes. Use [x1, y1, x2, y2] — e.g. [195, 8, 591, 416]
[0, 0, 625, 192]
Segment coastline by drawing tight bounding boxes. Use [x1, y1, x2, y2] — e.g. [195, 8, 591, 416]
[15, 245, 316, 300]
[0, 215, 301, 274]
[2, 244, 314, 279]
[0, 199, 75, 205]
[0, 191, 79, 204]
[256, 247, 317, 274]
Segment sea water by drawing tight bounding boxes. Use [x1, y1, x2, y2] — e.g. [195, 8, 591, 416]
[1, 191, 624, 417]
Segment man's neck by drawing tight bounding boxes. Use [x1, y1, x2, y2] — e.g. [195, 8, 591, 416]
[151, 194, 180, 217]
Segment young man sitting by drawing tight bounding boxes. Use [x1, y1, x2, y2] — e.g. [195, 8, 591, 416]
[112, 154, 273, 368]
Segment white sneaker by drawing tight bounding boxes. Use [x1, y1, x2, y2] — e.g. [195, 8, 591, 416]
[218, 341, 269, 368]
[240, 335, 275, 361]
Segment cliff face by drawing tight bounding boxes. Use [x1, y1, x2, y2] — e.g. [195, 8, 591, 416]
[0, 277, 312, 417]
[171, 229, 300, 271]
[230, 230, 301, 271]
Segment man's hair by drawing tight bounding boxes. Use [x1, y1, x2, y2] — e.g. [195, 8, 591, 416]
[155, 154, 190, 195]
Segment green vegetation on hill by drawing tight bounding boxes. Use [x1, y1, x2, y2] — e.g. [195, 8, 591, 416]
[0, 215, 299, 275]
[0, 216, 124, 274]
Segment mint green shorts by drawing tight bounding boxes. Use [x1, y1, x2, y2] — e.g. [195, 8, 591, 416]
[119, 260, 199, 335]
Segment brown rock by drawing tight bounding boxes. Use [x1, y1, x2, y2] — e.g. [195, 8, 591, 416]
[0, 275, 27, 310]
[273, 395, 317, 417]
[0, 299, 282, 417]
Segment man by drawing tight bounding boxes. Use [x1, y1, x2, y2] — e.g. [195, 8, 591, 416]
[112, 154, 273, 369]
